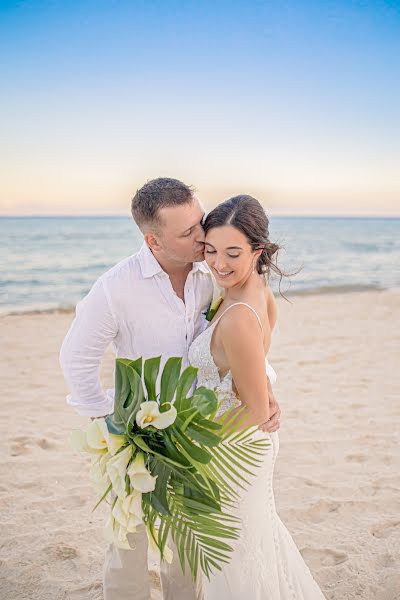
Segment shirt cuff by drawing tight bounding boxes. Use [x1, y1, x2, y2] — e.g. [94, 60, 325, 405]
[66, 390, 115, 417]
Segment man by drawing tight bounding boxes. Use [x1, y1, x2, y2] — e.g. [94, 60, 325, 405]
[60, 177, 281, 600]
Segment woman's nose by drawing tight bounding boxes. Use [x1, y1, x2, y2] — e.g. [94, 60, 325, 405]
[214, 256, 227, 271]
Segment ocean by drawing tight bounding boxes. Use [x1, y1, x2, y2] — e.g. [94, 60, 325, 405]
[1, 215, 399, 315]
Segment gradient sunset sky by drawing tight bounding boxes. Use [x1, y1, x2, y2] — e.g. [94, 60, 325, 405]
[1, 0, 399, 216]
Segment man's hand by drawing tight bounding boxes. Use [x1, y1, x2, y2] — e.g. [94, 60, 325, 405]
[259, 379, 281, 433]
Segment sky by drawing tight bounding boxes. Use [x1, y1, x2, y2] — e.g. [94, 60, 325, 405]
[0, 0, 399, 216]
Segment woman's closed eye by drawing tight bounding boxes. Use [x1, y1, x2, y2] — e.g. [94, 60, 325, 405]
[205, 250, 240, 258]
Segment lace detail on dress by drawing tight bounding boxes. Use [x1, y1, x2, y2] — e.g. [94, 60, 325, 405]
[188, 321, 241, 418]
[188, 304, 277, 419]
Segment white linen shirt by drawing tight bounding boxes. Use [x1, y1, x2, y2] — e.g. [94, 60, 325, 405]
[60, 242, 213, 417]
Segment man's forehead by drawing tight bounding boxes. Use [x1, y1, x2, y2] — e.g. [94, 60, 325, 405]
[159, 197, 204, 227]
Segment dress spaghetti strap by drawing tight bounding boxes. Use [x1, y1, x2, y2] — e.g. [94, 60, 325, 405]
[213, 302, 263, 331]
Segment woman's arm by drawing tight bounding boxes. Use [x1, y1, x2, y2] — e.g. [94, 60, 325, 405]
[219, 305, 270, 430]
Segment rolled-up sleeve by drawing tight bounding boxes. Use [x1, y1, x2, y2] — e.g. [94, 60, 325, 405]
[59, 279, 118, 417]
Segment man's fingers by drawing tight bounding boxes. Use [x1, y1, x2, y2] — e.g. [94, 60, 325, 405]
[259, 417, 280, 433]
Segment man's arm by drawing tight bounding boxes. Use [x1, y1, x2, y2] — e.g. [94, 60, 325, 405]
[59, 279, 118, 418]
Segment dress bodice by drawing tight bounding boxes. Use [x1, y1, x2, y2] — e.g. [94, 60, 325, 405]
[188, 303, 277, 419]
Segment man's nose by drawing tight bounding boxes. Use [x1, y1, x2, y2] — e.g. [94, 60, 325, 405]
[195, 224, 205, 243]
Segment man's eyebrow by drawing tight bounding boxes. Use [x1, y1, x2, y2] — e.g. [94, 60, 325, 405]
[182, 214, 205, 234]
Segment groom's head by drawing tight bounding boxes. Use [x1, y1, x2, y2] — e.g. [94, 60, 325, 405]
[131, 177, 205, 266]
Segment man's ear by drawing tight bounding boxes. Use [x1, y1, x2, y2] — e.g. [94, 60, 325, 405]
[144, 231, 162, 253]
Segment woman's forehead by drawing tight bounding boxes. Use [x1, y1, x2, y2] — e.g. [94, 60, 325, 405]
[205, 225, 249, 247]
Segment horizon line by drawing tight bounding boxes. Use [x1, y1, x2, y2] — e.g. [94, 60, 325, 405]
[1, 212, 400, 219]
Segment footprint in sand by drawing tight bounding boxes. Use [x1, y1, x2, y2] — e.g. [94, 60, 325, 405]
[43, 542, 79, 561]
[297, 359, 319, 366]
[300, 547, 348, 567]
[345, 453, 367, 463]
[372, 476, 400, 493]
[305, 499, 341, 523]
[375, 552, 396, 568]
[9, 435, 56, 455]
[370, 520, 400, 539]
[36, 437, 57, 450]
[9, 435, 32, 456]
[67, 581, 104, 600]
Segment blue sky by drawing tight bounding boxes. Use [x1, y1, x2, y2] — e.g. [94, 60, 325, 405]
[1, 0, 399, 215]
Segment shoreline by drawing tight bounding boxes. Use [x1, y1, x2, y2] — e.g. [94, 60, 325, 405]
[1, 285, 397, 318]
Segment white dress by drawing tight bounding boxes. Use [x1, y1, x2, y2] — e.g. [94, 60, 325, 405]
[188, 302, 326, 600]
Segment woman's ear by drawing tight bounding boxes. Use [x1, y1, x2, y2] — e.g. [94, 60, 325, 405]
[254, 245, 265, 260]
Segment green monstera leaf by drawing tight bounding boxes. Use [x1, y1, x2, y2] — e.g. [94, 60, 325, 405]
[106, 357, 144, 436]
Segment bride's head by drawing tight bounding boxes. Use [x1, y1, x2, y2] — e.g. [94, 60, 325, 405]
[203, 195, 281, 289]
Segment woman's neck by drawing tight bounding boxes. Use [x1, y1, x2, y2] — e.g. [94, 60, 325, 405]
[223, 272, 264, 302]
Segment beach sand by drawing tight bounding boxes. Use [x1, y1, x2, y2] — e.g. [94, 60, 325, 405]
[0, 289, 399, 600]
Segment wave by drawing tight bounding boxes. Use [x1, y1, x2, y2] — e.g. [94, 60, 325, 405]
[0, 303, 75, 317]
[282, 283, 385, 296]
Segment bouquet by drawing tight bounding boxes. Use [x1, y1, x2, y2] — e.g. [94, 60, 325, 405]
[70, 356, 269, 580]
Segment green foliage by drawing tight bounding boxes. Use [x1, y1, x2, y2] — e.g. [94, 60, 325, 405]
[104, 356, 271, 581]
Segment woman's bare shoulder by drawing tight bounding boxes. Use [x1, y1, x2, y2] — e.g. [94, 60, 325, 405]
[217, 303, 264, 344]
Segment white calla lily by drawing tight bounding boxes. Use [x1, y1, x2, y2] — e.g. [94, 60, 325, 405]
[106, 445, 133, 499]
[122, 489, 144, 523]
[127, 452, 157, 493]
[89, 452, 112, 496]
[112, 491, 143, 532]
[103, 514, 131, 549]
[86, 418, 109, 450]
[105, 431, 128, 456]
[69, 429, 106, 455]
[136, 401, 177, 430]
[211, 276, 224, 307]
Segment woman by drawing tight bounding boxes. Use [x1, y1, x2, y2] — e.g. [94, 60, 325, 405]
[188, 195, 326, 599]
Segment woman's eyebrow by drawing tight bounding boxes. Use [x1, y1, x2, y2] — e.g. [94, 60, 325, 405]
[204, 242, 243, 250]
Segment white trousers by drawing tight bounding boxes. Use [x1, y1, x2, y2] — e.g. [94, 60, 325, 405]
[102, 523, 204, 600]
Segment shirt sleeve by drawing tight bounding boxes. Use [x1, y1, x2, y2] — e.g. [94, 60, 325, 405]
[59, 278, 118, 417]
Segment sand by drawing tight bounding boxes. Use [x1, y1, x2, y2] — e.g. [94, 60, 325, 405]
[0, 289, 399, 600]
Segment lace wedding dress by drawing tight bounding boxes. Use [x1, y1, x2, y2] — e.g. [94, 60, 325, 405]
[188, 302, 326, 599]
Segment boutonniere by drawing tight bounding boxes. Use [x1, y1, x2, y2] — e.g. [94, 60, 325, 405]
[204, 277, 224, 322]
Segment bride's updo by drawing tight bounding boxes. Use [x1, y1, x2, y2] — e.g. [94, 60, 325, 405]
[203, 194, 287, 286]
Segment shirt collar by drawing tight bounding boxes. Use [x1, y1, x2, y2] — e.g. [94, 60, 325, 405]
[138, 242, 210, 278]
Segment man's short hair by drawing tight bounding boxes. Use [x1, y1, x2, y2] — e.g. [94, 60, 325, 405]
[131, 177, 194, 231]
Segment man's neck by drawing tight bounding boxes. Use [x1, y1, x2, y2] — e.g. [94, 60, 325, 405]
[151, 249, 193, 280]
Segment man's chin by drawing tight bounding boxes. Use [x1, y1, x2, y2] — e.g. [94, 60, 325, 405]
[194, 250, 205, 262]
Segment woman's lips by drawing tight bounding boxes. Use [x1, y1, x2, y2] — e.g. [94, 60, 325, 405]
[214, 268, 234, 279]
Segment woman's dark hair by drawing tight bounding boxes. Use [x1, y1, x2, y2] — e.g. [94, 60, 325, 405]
[203, 195, 292, 299]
